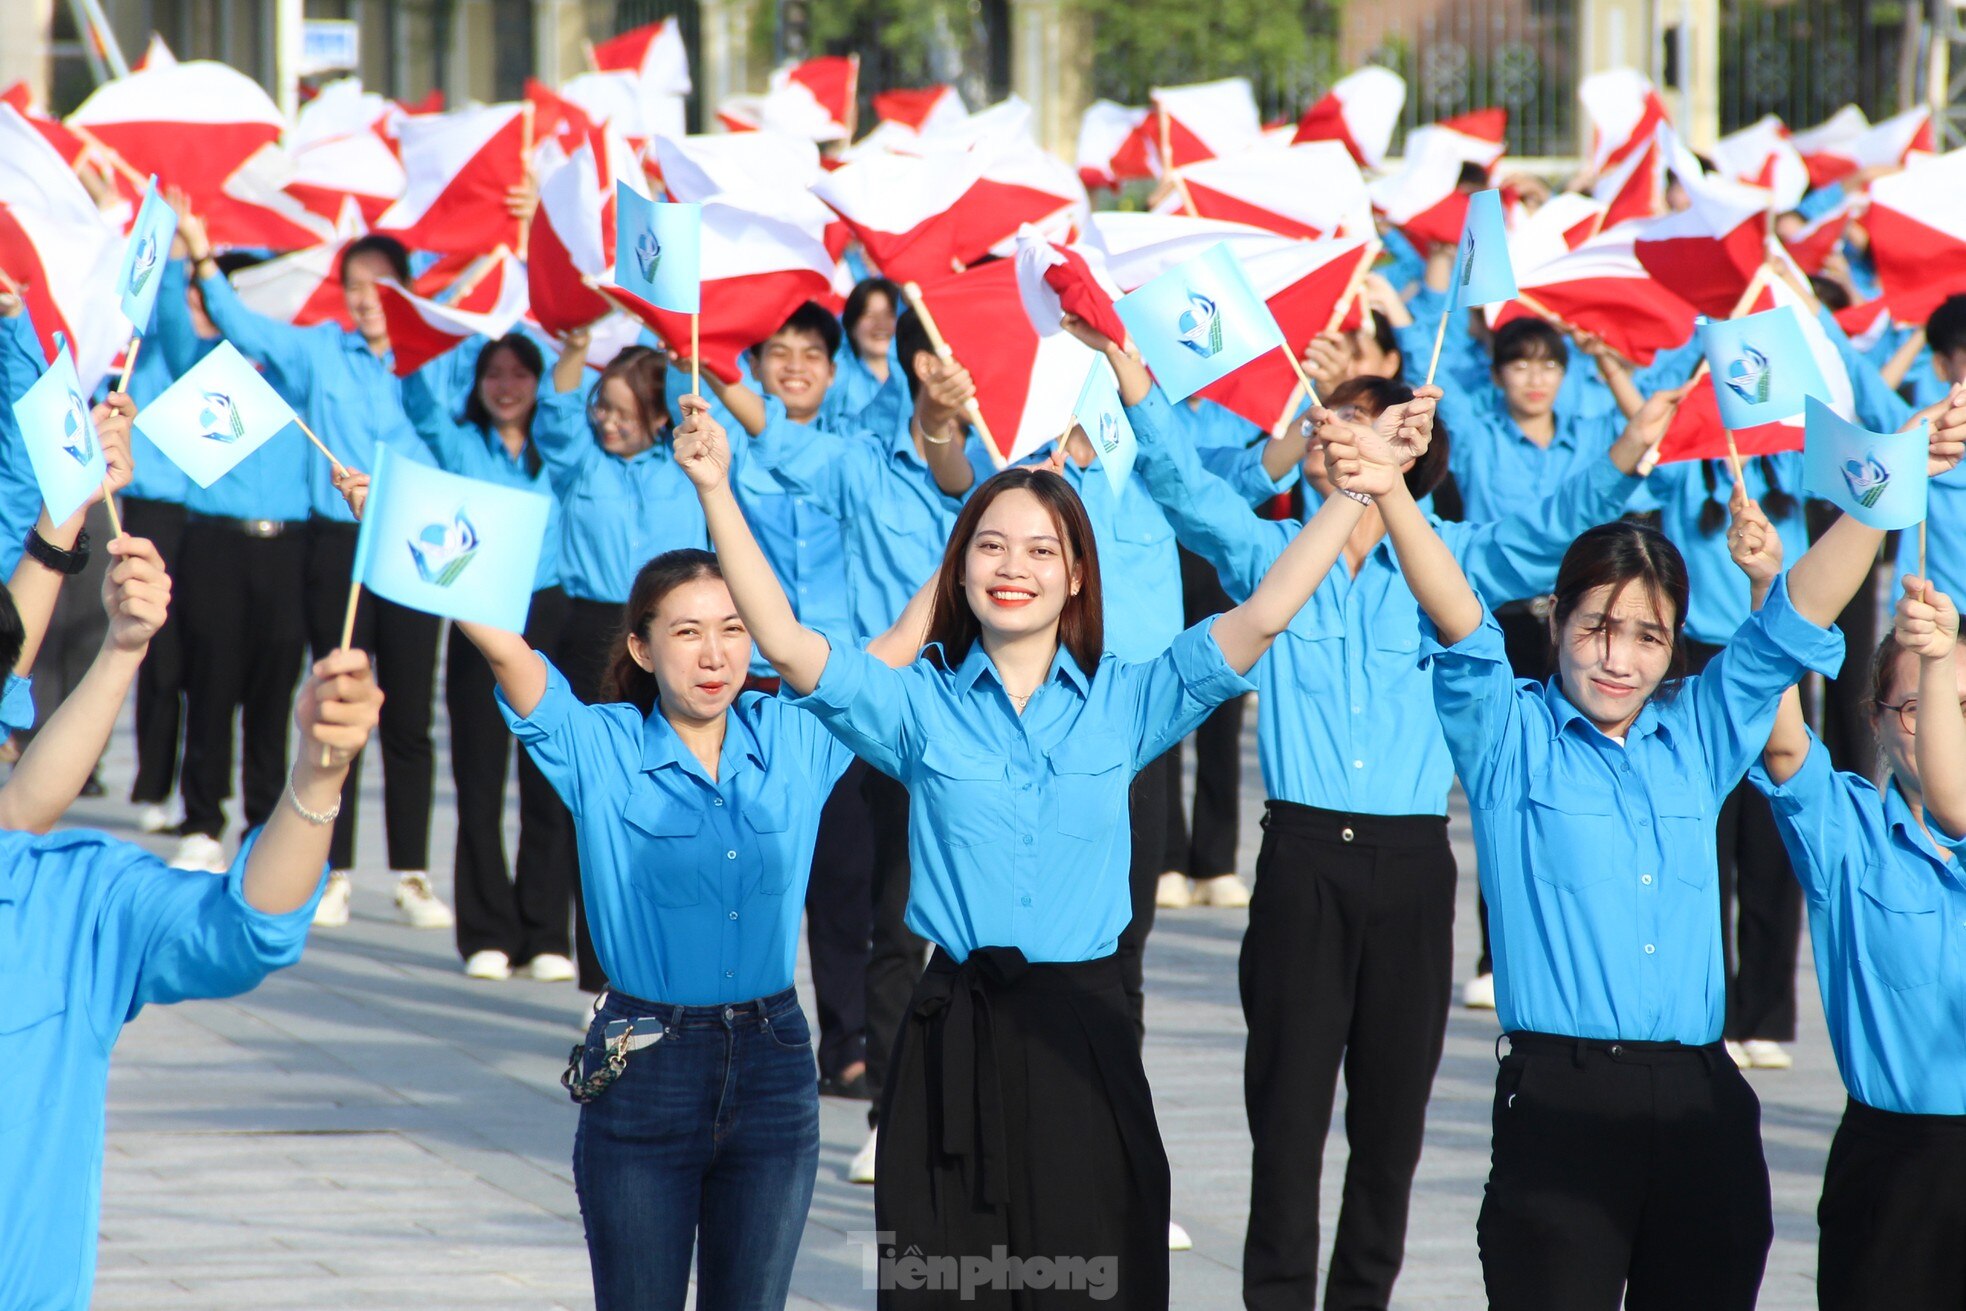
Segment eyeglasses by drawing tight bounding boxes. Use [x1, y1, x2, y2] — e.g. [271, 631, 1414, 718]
[1876, 697, 1966, 734]
[1498, 360, 1565, 381]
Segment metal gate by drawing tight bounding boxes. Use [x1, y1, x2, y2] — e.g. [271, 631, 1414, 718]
[1718, 0, 1912, 134]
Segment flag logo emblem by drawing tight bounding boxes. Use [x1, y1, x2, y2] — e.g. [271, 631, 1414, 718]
[635, 230, 662, 283]
[1176, 291, 1224, 359]
[1458, 232, 1477, 289]
[1095, 411, 1123, 458]
[1841, 453, 1891, 508]
[128, 235, 159, 296]
[60, 390, 94, 466]
[1724, 344, 1773, 405]
[197, 392, 246, 443]
[408, 509, 481, 587]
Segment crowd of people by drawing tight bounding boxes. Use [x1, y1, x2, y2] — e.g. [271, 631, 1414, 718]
[7, 56, 1966, 1311]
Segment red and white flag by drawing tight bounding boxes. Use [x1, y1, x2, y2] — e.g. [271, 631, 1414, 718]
[1370, 108, 1509, 248]
[231, 240, 354, 329]
[720, 55, 858, 142]
[1781, 194, 1858, 276]
[1580, 69, 1670, 174]
[652, 131, 844, 260]
[1, 84, 88, 168]
[910, 259, 1099, 467]
[1864, 147, 1966, 327]
[1856, 107, 1936, 174]
[286, 79, 405, 226]
[1632, 171, 1775, 319]
[1076, 101, 1153, 192]
[559, 71, 683, 148]
[1711, 114, 1808, 210]
[1013, 226, 1127, 346]
[1653, 272, 1854, 464]
[872, 85, 966, 134]
[597, 200, 836, 385]
[528, 139, 619, 335]
[1085, 211, 1283, 290]
[216, 144, 349, 250]
[525, 78, 599, 164]
[376, 250, 529, 376]
[136, 33, 178, 70]
[377, 104, 530, 256]
[589, 19, 692, 100]
[1171, 140, 1368, 240]
[0, 105, 125, 385]
[1791, 106, 1870, 189]
[1197, 237, 1378, 433]
[1505, 191, 1607, 277]
[1489, 228, 1697, 366]
[1292, 66, 1407, 170]
[1151, 79, 1264, 170]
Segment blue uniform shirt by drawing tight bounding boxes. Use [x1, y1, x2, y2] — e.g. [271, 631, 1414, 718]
[733, 396, 853, 659]
[195, 270, 423, 522]
[788, 618, 1253, 962]
[0, 828, 322, 1310]
[532, 377, 709, 604]
[399, 357, 572, 592]
[1424, 575, 1844, 1043]
[1633, 456, 1810, 646]
[1750, 734, 1966, 1114]
[1130, 386, 1643, 816]
[1431, 389, 1624, 527]
[122, 258, 191, 505]
[0, 311, 48, 573]
[750, 407, 964, 644]
[829, 338, 907, 434]
[499, 656, 852, 1005]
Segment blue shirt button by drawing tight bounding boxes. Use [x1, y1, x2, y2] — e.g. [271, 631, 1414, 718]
[713, 798, 723, 806]
[1643, 943, 1656, 955]
[1021, 834, 1034, 846]
[1020, 895, 1032, 907]
[728, 911, 738, 920]
[726, 850, 737, 860]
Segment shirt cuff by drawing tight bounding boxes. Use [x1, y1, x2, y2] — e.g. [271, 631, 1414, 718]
[1751, 573, 1847, 679]
[1182, 615, 1258, 704]
[220, 825, 330, 930]
[0, 673, 34, 734]
[1746, 728, 1830, 817]
[496, 651, 576, 742]
[1418, 601, 1509, 667]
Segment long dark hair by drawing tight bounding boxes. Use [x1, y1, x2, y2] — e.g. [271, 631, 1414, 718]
[1549, 521, 1693, 691]
[1697, 458, 1799, 535]
[923, 468, 1104, 677]
[462, 334, 545, 477]
[843, 277, 901, 348]
[601, 549, 725, 716]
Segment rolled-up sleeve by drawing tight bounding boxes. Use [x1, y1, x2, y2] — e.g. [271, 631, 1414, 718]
[1688, 572, 1844, 790]
[1747, 732, 1851, 905]
[496, 652, 621, 815]
[783, 640, 915, 779]
[1130, 615, 1256, 765]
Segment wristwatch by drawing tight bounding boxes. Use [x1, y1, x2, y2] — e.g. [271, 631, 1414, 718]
[23, 526, 89, 575]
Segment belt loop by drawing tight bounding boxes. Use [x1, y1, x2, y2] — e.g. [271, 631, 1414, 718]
[1698, 1044, 1716, 1075]
[1494, 1032, 1509, 1065]
[667, 1003, 684, 1035]
[1572, 1038, 1587, 1068]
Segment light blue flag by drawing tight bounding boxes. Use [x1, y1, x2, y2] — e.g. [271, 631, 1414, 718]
[615, 183, 702, 314]
[1803, 396, 1928, 531]
[1447, 188, 1517, 311]
[10, 344, 105, 524]
[352, 444, 552, 632]
[116, 177, 178, 332]
[133, 341, 298, 488]
[1075, 360, 1136, 497]
[1115, 241, 1285, 403]
[1698, 306, 1829, 431]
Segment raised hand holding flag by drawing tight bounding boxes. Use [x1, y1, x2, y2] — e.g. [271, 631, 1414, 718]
[1074, 360, 1136, 496]
[11, 342, 109, 525]
[1113, 241, 1285, 402]
[608, 182, 702, 393]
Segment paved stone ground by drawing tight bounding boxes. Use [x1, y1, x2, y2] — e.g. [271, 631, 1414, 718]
[77, 693, 1846, 1309]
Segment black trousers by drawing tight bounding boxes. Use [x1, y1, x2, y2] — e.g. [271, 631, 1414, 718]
[806, 757, 876, 1080]
[1161, 546, 1242, 877]
[863, 765, 926, 1128]
[120, 497, 187, 804]
[1477, 1033, 1772, 1310]
[1811, 502, 1886, 775]
[1116, 752, 1176, 1043]
[304, 521, 442, 872]
[177, 520, 308, 839]
[1241, 803, 1457, 1311]
[1474, 606, 1554, 977]
[446, 587, 575, 964]
[556, 596, 628, 992]
[25, 501, 112, 741]
[1818, 1097, 1966, 1311]
[874, 948, 1170, 1310]
[1687, 637, 1803, 1041]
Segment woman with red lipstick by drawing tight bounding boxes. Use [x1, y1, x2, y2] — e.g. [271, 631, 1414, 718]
[1366, 395, 1966, 1310]
[677, 383, 1434, 1307]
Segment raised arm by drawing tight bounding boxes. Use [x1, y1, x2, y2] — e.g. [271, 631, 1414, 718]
[453, 620, 549, 718]
[865, 574, 934, 668]
[1899, 577, 1966, 836]
[676, 394, 831, 693]
[175, 194, 317, 383]
[1728, 478, 1812, 784]
[1369, 436, 1486, 645]
[400, 355, 475, 470]
[694, 362, 770, 437]
[916, 357, 978, 498]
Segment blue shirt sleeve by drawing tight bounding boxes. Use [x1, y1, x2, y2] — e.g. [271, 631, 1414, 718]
[400, 360, 477, 471]
[0, 674, 33, 733]
[1419, 606, 1525, 811]
[195, 270, 320, 393]
[495, 652, 638, 816]
[1116, 615, 1256, 765]
[1449, 457, 1645, 603]
[783, 640, 920, 781]
[1195, 431, 1299, 503]
[1747, 730, 1860, 905]
[1126, 387, 1290, 600]
[749, 412, 865, 520]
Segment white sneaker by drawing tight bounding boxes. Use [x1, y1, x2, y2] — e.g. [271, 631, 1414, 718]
[1726, 1040, 1752, 1069]
[313, 871, 352, 927]
[1155, 872, 1193, 909]
[167, 833, 229, 874]
[1462, 973, 1496, 1010]
[137, 801, 180, 834]
[527, 952, 577, 982]
[1192, 874, 1251, 908]
[392, 872, 455, 929]
[1742, 1039, 1792, 1070]
[848, 1128, 878, 1184]
[1168, 1220, 1193, 1252]
[463, 950, 512, 981]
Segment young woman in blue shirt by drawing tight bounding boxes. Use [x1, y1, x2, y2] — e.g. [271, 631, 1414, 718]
[1745, 525, 1966, 1309]
[676, 381, 1436, 1307]
[443, 542, 925, 1311]
[1364, 392, 1966, 1309]
[399, 328, 591, 983]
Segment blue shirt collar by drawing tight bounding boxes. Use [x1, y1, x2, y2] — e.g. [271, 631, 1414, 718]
[1884, 777, 1957, 870]
[939, 638, 1091, 701]
[1539, 675, 1674, 746]
[640, 703, 767, 784]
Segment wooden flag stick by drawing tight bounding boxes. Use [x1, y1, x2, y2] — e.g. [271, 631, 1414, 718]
[68, 124, 148, 191]
[1636, 357, 1709, 476]
[1422, 309, 1451, 388]
[517, 102, 534, 260]
[1723, 430, 1748, 488]
[690, 313, 701, 404]
[1920, 520, 1928, 581]
[582, 39, 600, 72]
[1157, 109, 1201, 218]
[899, 281, 1000, 455]
[322, 581, 363, 766]
[445, 246, 506, 304]
[1324, 242, 1382, 337]
[115, 331, 142, 395]
[101, 487, 123, 538]
[1285, 348, 1323, 413]
[1728, 262, 1776, 321]
[581, 276, 634, 319]
[1271, 380, 1308, 439]
[293, 417, 349, 479]
[0, 264, 19, 297]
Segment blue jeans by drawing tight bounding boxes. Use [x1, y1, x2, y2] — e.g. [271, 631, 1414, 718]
[573, 986, 820, 1311]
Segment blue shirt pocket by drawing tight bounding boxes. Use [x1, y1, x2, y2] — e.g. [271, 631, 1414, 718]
[918, 743, 1011, 848]
[1856, 863, 1941, 991]
[0, 971, 67, 1131]
[623, 797, 707, 907]
[1525, 772, 1619, 892]
[743, 796, 794, 894]
[1048, 731, 1132, 841]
